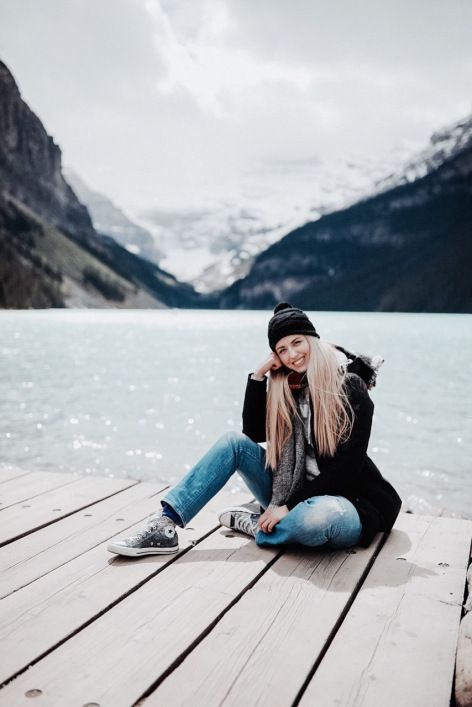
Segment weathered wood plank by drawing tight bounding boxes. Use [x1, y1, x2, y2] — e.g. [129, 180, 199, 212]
[455, 610, 472, 707]
[0, 480, 167, 598]
[0, 475, 138, 546]
[145, 535, 384, 706]
[455, 554, 472, 707]
[0, 467, 31, 484]
[0, 471, 78, 511]
[0, 488, 252, 687]
[298, 513, 472, 707]
[0, 523, 277, 705]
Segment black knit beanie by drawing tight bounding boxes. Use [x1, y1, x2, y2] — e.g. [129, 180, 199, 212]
[268, 302, 320, 351]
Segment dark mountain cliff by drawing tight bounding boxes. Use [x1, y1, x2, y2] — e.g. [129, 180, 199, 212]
[0, 60, 200, 309]
[0, 61, 98, 250]
[218, 117, 472, 312]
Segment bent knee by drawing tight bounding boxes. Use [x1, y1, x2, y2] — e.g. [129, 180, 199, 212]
[218, 430, 248, 448]
[217, 430, 251, 454]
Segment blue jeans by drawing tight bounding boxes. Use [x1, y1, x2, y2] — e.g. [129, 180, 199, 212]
[162, 431, 362, 549]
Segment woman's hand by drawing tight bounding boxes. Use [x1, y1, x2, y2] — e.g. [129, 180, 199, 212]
[253, 352, 283, 380]
[258, 505, 289, 533]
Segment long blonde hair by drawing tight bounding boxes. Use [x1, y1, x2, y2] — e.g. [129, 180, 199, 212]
[265, 337, 353, 469]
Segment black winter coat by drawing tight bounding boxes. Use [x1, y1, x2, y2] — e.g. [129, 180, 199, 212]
[242, 373, 402, 548]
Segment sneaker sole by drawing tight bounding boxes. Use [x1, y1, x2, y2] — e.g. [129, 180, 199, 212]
[107, 543, 179, 557]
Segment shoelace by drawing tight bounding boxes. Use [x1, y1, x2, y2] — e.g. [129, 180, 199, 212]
[128, 515, 170, 543]
[234, 513, 258, 537]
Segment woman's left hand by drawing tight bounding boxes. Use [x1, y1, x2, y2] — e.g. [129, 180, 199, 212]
[258, 505, 289, 533]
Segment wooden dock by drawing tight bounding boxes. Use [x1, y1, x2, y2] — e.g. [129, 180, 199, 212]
[0, 465, 471, 707]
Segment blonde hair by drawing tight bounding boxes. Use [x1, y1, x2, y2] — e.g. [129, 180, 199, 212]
[265, 337, 353, 469]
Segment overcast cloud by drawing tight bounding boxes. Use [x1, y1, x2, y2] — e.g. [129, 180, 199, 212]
[0, 0, 471, 216]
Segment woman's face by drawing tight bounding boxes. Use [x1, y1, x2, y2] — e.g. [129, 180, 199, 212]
[274, 334, 311, 373]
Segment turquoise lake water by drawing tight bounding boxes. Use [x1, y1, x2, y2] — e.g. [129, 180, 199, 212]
[0, 309, 470, 518]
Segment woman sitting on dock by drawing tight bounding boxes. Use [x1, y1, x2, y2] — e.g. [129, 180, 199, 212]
[108, 303, 402, 557]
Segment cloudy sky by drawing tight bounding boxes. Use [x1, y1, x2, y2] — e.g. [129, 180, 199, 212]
[0, 0, 471, 216]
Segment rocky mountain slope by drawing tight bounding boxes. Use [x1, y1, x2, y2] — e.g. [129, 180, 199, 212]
[0, 60, 200, 309]
[217, 115, 472, 313]
[64, 169, 164, 264]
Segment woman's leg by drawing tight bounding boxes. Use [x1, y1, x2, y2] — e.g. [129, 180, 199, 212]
[162, 431, 272, 526]
[255, 495, 362, 549]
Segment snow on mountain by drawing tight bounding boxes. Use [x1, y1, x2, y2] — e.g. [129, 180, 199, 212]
[374, 113, 472, 193]
[138, 149, 412, 293]
[61, 115, 472, 296]
[217, 114, 472, 313]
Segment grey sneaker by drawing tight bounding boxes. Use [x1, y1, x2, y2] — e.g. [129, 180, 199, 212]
[218, 506, 261, 538]
[107, 512, 179, 557]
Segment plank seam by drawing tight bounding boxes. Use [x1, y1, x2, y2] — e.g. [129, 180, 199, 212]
[131, 547, 286, 707]
[0, 521, 226, 690]
[0, 480, 141, 548]
[0, 484, 170, 600]
[217, 574, 302, 705]
[0, 476, 82, 512]
[291, 531, 387, 707]
[0, 470, 33, 485]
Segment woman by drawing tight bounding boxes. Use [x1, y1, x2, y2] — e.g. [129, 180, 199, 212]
[108, 303, 402, 557]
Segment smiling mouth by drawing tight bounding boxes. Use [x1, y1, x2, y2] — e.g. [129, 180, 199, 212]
[291, 356, 305, 367]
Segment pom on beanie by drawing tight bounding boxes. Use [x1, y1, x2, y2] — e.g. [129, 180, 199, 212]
[273, 302, 293, 315]
[268, 302, 319, 351]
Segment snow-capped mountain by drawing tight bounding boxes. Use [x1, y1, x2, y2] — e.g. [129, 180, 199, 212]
[138, 149, 412, 293]
[216, 113, 472, 313]
[375, 113, 472, 192]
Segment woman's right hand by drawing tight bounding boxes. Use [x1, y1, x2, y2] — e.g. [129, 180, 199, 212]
[253, 352, 283, 380]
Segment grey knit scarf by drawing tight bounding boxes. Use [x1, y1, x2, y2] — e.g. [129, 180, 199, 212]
[268, 411, 307, 508]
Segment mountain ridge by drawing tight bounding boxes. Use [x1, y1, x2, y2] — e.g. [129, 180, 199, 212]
[217, 114, 472, 313]
[0, 59, 200, 309]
